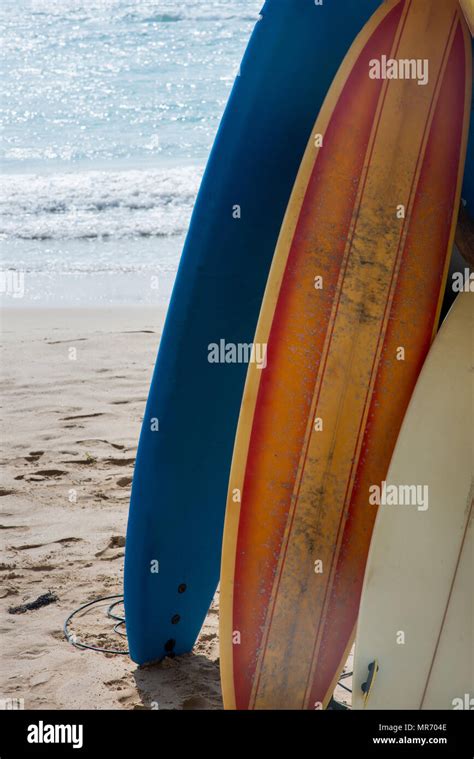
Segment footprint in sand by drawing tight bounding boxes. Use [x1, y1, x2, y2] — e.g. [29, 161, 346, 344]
[50, 630, 66, 642]
[95, 535, 125, 559]
[78, 439, 126, 451]
[104, 678, 136, 705]
[17, 647, 48, 660]
[117, 477, 132, 488]
[61, 458, 98, 465]
[24, 451, 44, 463]
[46, 338, 87, 345]
[13, 537, 82, 551]
[61, 413, 104, 421]
[0, 489, 16, 496]
[181, 696, 211, 710]
[198, 632, 217, 643]
[0, 588, 19, 599]
[30, 673, 52, 688]
[111, 399, 147, 405]
[104, 458, 135, 467]
[116, 689, 139, 707]
[34, 470, 68, 479]
[0, 525, 26, 531]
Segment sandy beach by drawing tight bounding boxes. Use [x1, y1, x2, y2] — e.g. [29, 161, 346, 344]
[0, 307, 223, 710]
[0, 306, 353, 711]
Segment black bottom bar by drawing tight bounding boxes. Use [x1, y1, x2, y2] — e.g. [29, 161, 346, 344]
[1, 709, 472, 758]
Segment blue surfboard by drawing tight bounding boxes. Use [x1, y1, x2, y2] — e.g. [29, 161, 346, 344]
[124, 0, 381, 665]
[461, 40, 474, 216]
[442, 41, 472, 322]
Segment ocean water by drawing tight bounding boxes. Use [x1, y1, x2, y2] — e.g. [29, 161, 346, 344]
[0, 0, 261, 305]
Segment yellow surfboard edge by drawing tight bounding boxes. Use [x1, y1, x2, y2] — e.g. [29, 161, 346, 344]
[460, 0, 474, 35]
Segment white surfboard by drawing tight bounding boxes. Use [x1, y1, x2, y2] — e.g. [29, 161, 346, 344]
[353, 292, 473, 710]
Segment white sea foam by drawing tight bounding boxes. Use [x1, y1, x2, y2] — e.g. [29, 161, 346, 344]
[22, 1, 260, 24]
[0, 0, 259, 304]
[0, 166, 202, 241]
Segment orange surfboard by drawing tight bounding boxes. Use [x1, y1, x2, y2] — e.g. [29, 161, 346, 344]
[220, 0, 472, 710]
